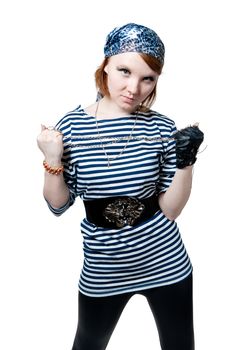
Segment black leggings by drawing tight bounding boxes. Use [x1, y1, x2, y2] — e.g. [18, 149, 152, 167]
[72, 274, 194, 350]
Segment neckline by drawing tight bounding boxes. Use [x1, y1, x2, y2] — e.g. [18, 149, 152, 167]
[81, 106, 136, 121]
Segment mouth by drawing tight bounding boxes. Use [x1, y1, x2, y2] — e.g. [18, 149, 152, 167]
[121, 95, 136, 104]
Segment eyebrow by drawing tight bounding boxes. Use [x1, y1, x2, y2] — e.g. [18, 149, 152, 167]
[116, 65, 157, 77]
[116, 65, 130, 70]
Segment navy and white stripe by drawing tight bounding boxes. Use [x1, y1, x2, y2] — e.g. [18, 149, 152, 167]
[47, 105, 192, 297]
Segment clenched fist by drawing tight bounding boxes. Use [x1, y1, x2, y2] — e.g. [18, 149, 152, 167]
[37, 125, 64, 165]
[174, 124, 204, 169]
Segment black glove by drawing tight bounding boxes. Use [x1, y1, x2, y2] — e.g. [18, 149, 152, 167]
[174, 125, 204, 169]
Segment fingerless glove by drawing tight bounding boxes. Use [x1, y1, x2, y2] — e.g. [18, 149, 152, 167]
[174, 125, 204, 169]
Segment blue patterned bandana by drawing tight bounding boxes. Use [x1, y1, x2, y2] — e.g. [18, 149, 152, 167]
[104, 23, 165, 65]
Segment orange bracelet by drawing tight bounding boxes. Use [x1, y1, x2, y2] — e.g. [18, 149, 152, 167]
[43, 160, 64, 175]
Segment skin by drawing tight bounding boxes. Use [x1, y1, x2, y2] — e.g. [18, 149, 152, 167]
[37, 125, 70, 208]
[37, 52, 193, 220]
[86, 52, 159, 119]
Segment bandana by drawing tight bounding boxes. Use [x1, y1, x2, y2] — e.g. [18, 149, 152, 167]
[104, 23, 165, 65]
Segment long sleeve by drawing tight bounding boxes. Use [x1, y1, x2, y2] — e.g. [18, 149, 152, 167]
[45, 114, 79, 216]
[156, 123, 177, 194]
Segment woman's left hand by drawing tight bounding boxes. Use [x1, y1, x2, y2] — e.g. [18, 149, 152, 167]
[174, 124, 204, 169]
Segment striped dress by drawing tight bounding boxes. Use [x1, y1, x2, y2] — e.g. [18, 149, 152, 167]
[47, 105, 192, 297]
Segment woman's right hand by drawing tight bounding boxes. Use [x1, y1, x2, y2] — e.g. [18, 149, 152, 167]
[37, 125, 64, 164]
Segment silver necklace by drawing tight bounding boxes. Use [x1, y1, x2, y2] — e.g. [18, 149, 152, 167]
[94, 101, 138, 167]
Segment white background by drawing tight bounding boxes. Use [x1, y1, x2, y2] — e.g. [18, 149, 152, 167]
[1, 0, 232, 349]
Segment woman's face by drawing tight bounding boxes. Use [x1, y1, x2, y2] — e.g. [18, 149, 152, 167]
[104, 52, 159, 112]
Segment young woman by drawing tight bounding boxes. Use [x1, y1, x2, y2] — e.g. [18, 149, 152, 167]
[37, 23, 203, 350]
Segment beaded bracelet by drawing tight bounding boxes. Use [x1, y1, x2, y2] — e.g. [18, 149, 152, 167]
[43, 160, 64, 175]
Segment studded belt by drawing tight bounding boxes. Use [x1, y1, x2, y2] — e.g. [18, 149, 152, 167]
[83, 192, 160, 229]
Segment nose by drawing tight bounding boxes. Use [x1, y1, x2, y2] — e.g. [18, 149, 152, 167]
[127, 78, 140, 96]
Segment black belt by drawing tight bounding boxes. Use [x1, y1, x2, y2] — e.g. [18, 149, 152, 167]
[83, 192, 160, 229]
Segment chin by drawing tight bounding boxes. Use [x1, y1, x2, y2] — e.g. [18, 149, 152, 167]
[120, 100, 138, 112]
[121, 105, 136, 114]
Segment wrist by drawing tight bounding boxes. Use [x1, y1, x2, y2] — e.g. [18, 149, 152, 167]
[43, 160, 64, 175]
[176, 165, 193, 172]
[176, 153, 197, 169]
[44, 157, 62, 167]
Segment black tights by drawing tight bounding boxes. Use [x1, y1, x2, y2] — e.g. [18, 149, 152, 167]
[72, 274, 194, 350]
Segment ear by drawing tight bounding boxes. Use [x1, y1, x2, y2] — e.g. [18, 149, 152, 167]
[104, 64, 109, 74]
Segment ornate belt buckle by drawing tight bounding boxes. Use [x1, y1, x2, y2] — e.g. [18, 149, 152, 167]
[103, 197, 145, 228]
